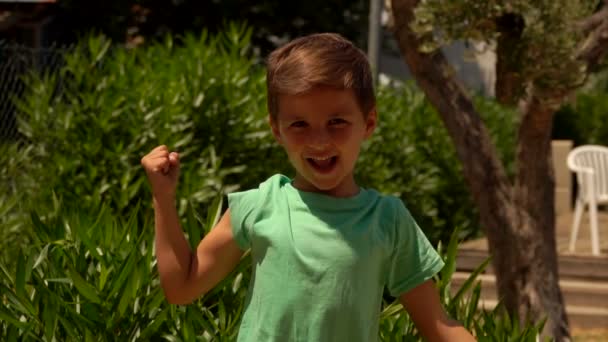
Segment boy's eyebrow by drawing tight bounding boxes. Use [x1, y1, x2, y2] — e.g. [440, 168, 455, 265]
[281, 114, 305, 121]
[331, 111, 358, 118]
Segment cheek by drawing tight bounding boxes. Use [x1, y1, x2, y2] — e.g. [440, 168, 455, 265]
[280, 131, 307, 149]
[330, 128, 355, 145]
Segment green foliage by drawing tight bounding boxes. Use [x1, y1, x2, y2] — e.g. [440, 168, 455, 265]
[554, 69, 608, 145]
[1, 199, 546, 341]
[0, 196, 251, 341]
[12, 24, 270, 214]
[358, 83, 516, 242]
[1, 28, 519, 260]
[1, 25, 285, 265]
[378, 226, 548, 341]
[1, 28, 290, 272]
[413, 0, 599, 96]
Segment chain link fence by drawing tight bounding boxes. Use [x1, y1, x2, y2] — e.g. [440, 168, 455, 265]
[0, 42, 68, 142]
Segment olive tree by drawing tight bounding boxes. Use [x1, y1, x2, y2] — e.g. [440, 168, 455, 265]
[389, 0, 608, 340]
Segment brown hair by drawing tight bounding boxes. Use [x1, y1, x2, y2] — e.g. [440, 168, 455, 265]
[266, 33, 375, 119]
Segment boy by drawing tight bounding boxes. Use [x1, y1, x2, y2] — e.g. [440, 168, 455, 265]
[141, 33, 476, 341]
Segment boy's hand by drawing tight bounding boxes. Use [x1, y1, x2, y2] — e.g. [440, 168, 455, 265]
[141, 145, 180, 199]
[400, 280, 476, 341]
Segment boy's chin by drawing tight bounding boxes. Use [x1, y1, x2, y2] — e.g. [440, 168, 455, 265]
[298, 175, 357, 197]
[311, 180, 342, 192]
[294, 174, 339, 191]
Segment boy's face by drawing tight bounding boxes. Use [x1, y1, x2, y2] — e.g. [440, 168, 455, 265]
[270, 86, 376, 197]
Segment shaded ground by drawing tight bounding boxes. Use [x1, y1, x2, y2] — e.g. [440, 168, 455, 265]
[555, 210, 608, 255]
[572, 328, 608, 341]
[458, 209, 608, 337]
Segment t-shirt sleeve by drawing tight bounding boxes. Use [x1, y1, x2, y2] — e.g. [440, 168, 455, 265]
[227, 188, 259, 250]
[386, 198, 445, 297]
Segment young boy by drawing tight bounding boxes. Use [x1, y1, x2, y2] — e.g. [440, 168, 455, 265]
[141, 33, 476, 341]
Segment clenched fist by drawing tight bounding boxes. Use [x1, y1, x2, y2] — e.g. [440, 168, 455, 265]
[141, 145, 180, 198]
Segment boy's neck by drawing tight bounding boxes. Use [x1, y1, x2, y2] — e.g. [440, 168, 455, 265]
[291, 175, 361, 198]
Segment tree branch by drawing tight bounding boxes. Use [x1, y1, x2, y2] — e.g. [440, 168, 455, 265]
[389, 0, 514, 234]
[577, 2, 608, 33]
[577, 1, 608, 70]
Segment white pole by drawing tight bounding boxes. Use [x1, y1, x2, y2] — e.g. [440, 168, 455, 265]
[367, 0, 384, 84]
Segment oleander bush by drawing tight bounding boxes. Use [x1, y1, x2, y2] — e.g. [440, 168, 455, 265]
[0, 198, 546, 341]
[0, 26, 519, 264]
[363, 85, 517, 242]
[553, 69, 608, 145]
[0, 24, 283, 265]
[0, 197, 250, 341]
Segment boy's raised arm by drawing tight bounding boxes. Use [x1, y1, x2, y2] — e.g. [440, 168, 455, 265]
[142, 145, 245, 305]
[154, 203, 244, 304]
[400, 280, 476, 342]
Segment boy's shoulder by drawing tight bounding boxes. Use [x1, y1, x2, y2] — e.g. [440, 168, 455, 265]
[259, 174, 410, 207]
[259, 173, 291, 191]
[229, 174, 288, 197]
[231, 174, 412, 219]
[360, 188, 411, 216]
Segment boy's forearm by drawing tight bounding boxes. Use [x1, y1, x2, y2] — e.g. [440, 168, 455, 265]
[153, 196, 194, 299]
[435, 321, 476, 342]
[420, 318, 475, 342]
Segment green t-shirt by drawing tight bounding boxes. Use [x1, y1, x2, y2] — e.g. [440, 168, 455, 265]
[227, 174, 444, 341]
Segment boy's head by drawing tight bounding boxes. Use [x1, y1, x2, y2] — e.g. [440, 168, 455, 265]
[266, 33, 376, 120]
[265, 33, 377, 197]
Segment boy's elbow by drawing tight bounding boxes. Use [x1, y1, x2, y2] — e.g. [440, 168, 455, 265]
[161, 279, 209, 305]
[164, 293, 188, 305]
[163, 288, 197, 305]
[166, 296, 192, 305]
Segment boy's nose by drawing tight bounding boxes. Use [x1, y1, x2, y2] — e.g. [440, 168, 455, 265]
[308, 128, 331, 148]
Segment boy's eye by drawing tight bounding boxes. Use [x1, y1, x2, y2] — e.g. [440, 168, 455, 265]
[290, 121, 308, 128]
[328, 118, 347, 126]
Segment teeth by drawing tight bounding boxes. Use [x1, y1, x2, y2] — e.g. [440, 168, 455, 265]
[309, 156, 333, 161]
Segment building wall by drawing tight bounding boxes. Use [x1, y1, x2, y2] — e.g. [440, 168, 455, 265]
[379, 37, 497, 97]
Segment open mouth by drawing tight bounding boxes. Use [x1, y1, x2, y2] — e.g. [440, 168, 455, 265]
[306, 156, 338, 173]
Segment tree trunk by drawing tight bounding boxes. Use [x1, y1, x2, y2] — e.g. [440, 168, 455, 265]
[390, 0, 571, 340]
[505, 95, 570, 338]
[495, 13, 525, 106]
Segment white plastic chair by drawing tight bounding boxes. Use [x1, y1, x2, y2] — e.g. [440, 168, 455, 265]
[567, 144, 608, 255]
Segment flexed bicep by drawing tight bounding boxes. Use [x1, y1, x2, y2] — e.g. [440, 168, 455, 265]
[173, 209, 246, 304]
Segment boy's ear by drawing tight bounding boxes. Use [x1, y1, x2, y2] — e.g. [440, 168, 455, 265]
[364, 108, 377, 139]
[269, 115, 283, 144]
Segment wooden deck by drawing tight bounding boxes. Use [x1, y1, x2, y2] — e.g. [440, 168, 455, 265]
[455, 210, 608, 329]
[459, 210, 608, 256]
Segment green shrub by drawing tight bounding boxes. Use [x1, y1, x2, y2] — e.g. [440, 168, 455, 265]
[553, 69, 608, 145]
[359, 84, 516, 242]
[0, 25, 284, 264]
[0, 196, 251, 341]
[1, 201, 545, 341]
[1, 26, 518, 263]
[379, 226, 547, 341]
[9, 24, 273, 215]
